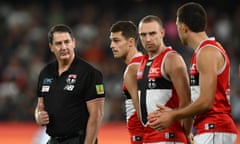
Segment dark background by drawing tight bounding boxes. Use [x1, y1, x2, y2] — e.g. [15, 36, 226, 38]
[0, 0, 239, 123]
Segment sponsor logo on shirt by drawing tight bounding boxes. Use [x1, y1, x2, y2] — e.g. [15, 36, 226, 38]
[149, 67, 160, 74]
[190, 64, 196, 71]
[96, 84, 104, 95]
[41, 85, 50, 92]
[146, 61, 152, 66]
[43, 78, 53, 84]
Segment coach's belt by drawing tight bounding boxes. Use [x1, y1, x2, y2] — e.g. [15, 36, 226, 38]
[51, 130, 84, 142]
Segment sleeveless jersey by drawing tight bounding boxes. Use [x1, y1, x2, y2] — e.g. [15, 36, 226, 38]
[189, 38, 238, 135]
[122, 53, 146, 143]
[137, 47, 187, 143]
[122, 53, 143, 121]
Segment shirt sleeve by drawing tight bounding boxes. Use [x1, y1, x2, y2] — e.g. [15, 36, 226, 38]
[36, 71, 43, 98]
[84, 69, 105, 102]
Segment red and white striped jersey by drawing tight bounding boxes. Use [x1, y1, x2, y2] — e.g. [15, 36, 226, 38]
[189, 37, 238, 134]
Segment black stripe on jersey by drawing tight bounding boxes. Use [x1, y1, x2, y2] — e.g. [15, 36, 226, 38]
[190, 74, 199, 86]
[147, 78, 172, 89]
[139, 60, 152, 125]
[138, 59, 173, 125]
[122, 90, 131, 99]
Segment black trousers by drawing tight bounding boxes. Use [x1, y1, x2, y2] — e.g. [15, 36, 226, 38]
[47, 136, 98, 144]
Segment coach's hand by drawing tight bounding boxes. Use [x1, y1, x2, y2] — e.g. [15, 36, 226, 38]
[35, 101, 49, 126]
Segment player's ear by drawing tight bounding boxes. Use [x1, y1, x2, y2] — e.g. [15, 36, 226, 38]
[49, 43, 54, 52]
[128, 37, 135, 47]
[72, 38, 76, 49]
[182, 23, 189, 33]
[160, 28, 165, 37]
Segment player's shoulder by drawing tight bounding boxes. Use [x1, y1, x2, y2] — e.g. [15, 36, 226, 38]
[131, 56, 144, 64]
[156, 47, 181, 60]
[76, 57, 103, 75]
[40, 60, 57, 74]
[164, 47, 183, 61]
[197, 45, 222, 59]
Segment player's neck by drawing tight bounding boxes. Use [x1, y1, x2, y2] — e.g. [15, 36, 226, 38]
[125, 47, 139, 64]
[188, 32, 208, 50]
[148, 44, 166, 59]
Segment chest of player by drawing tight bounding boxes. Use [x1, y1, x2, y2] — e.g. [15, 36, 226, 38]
[137, 58, 164, 79]
[137, 58, 172, 90]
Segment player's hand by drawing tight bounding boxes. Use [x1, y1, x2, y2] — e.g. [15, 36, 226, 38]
[156, 104, 172, 112]
[148, 104, 174, 131]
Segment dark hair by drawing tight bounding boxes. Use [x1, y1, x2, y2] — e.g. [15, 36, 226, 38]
[139, 15, 164, 28]
[110, 21, 138, 40]
[48, 24, 74, 44]
[177, 2, 207, 32]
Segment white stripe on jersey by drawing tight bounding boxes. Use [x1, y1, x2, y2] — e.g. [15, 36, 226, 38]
[191, 85, 200, 102]
[138, 89, 172, 127]
[125, 99, 136, 122]
[145, 89, 172, 114]
[194, 132, 237, 144]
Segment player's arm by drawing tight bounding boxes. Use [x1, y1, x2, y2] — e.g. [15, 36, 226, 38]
[85, 98, 104, 144]
[174, 46, 221, 118]
[165, 52, 193, 137]
[124, 63, 140, 117]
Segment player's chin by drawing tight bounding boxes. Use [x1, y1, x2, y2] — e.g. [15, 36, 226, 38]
[113, 54, 121, 58]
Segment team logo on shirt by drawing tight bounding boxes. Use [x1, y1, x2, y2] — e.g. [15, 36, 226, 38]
[96, 84, 104, 94]
[148, 78, 157, 89]
[190, 75, 196, 85]
[64, 74, 77, 91]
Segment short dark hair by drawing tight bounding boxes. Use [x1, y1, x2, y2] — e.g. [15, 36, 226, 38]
[48, 24, 74, 44]
[177, 2, 207, 32]
[110, 21, 138, 40]
[139, 15, 164, 28]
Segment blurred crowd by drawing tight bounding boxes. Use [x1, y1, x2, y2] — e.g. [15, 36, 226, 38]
[0, 0, 239, 123]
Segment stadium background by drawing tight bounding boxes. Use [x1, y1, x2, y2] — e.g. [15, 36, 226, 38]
[0, 0, 239, 143]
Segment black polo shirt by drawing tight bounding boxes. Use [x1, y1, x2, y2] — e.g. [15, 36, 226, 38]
[37, 56, 105, 137]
